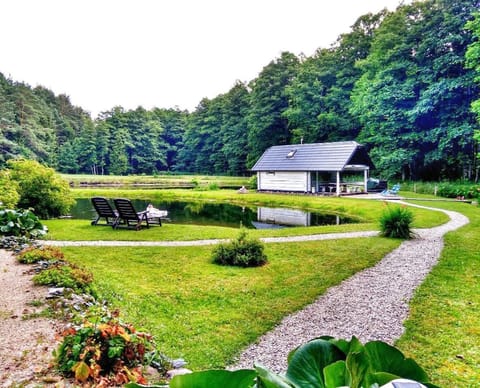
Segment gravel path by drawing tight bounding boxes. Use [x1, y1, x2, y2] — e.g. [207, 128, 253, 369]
[40, 230, 380, 247]
[0, 250, 64, 386]
[231, 202, 469, 372]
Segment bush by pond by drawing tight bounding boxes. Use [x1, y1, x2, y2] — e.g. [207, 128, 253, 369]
[212, 230, 267, 267]
[5, 159, 75, 218]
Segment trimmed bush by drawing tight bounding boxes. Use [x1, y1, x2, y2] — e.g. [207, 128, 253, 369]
[212, 230, 267, 267]
[380, 204, 414, 239]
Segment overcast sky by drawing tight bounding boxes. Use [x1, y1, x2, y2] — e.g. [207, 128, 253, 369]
[2, 0, 409, 117]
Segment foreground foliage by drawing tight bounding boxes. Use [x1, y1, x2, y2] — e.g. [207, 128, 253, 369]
[127, 336, 437, 388]
[55, 310, 171, 386]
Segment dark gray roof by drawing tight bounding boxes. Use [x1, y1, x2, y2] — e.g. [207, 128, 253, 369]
[251, 141, 374, 172]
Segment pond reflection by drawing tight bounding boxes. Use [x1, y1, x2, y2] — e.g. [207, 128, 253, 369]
[70, 199, 357, 229]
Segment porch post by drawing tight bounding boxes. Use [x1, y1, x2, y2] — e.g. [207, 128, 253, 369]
[336, 171, 340, 196]
[364, 168, 368, 193]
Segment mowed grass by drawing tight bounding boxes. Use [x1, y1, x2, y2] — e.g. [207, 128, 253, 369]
[62, 237, 400, 370]
[396, 201, 480, 386]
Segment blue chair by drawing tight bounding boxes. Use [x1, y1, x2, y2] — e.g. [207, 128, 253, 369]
[381, 183, 401, 196]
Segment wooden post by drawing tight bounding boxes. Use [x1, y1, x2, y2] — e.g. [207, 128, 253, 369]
[336, 171, 340, 196]
[364, 169, 368, 193]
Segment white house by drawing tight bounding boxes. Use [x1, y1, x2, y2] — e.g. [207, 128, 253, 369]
[251, 141, 375, 196]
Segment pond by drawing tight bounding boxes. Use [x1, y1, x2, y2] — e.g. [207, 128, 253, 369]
[70, 198, 358, 229]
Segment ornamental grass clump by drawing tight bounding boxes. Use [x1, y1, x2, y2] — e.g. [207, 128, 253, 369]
[212, 229, 267, 267]
[380, 204, 415, 239]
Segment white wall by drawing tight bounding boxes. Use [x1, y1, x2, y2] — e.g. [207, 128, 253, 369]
[258, 207, 310, 226]
[257, 171, 308, 192]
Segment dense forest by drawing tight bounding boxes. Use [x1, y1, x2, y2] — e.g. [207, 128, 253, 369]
[1, 0, 479, 181]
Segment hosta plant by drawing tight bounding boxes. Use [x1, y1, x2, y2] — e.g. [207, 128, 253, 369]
[0, 208, 48, 238]
[133, 336, 438, 388]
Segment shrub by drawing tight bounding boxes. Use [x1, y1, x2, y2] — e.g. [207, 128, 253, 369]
[208, 182, 219, 190]
[380, 204, 414, 239]
[0, 208, 48, 238]
[212, 230, 267, 267]
[33, 261, 95, 294]
[0, 169, 20, 208]
[6, 159, 75, 219]
[55, 312, 171, 385]
[248, 174, 258, 190]
[17, 245, 65, 264]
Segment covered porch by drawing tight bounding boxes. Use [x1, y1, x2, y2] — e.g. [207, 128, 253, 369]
[309, 164, 370, 196]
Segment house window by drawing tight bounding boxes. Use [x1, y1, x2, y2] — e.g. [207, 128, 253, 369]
[286, 149, 297, 158]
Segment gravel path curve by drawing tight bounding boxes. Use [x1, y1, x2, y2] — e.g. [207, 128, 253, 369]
[231, 202, 469, 372]
[40, 230, 380, 247]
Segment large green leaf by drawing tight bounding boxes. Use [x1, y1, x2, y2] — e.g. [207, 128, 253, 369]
[286, 338, 345, 388]
[323, 360, 348, 388]
[346, 350, 370, 388]
[327, 336, 364, 356]
[364, 341, 429, 383]
[170, 369, 257, 388]
[255, 364, 295, 388]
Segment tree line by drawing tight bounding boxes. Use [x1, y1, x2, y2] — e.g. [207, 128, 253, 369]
[0, 0, 479, 181]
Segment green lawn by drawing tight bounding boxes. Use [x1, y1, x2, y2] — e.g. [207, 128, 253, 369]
[62, 237, 400, 370]
[42, 189, 479, 386]
[396, 200, 480, 386]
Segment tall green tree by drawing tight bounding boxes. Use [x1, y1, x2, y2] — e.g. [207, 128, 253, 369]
[284, 11, 387, 144]
[221, 82, 250, 175]
[466, 12, 480, 180]
[151, 108, 187, 171]
[352, 0, 479, 180]
[247, 52, 299, 167]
